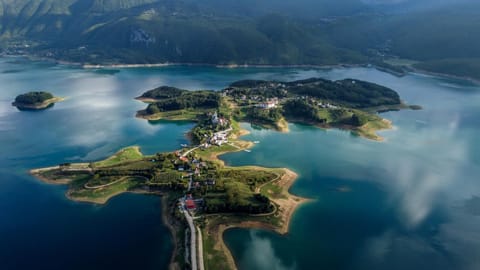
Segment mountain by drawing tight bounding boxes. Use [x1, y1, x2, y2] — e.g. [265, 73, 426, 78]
[0, 0, 479, 80]
[324, 1, 480, 79]
[0, 0, 369, 65]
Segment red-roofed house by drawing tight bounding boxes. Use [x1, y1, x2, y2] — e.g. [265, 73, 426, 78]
[185, 199, 196, 210]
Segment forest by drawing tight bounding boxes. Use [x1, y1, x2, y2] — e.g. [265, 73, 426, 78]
[14, 91, 54, 105]
[145, 91, 220, 114]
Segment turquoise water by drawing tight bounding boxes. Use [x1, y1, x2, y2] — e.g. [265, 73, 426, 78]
[222, 74, 480, 269]
[0, 57, 479, 269]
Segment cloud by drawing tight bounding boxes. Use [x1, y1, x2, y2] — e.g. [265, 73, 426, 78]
[354, 229, 455, 270]
[437, 209, 480, 270]
[239, 230, 296, 270]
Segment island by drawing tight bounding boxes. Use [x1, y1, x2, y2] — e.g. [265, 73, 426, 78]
[136, 78, 418, 141]
[31, 77, 418, 270]
[12, 91, 64, 110]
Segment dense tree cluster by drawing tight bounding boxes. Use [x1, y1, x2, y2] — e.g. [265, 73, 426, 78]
[244, 107, 283, 125]
[287, 79, 400, 108]
[226, 85, 288, 100]
[146, 91, 220, 114]
[203, 193, 273, 214]
[229, 80, 271, 88]
[283, 99, 322, 122]
[14, 91, 54, 105]
[349, 113, 369, 127]
[190, 125, 213, 144]
[140, 86, 186, 99]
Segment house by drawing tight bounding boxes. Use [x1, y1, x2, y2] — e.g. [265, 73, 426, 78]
[185, 199, 196, 210]
[258, 100, 277, 109]
[218, 117, 228, 127]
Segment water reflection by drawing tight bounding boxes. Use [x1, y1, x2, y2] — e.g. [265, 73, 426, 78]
[222, 69, 480, 269]
[239, 231, 296, 270]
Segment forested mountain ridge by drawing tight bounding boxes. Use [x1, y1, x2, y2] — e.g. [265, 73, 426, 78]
[0, 0, 368, 65]
[1, 0, 480, 80]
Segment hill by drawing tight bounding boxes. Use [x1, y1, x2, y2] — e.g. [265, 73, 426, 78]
[1, 0, 479, 80]
[0, 0, 367, 65]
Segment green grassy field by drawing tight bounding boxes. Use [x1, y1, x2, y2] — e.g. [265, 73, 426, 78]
[142, 109, 209, 121]
[69, 176, 145, 204]
[94, 146, 144, 167]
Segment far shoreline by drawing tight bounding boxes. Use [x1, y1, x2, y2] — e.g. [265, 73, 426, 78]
[6, 53, 480, 85]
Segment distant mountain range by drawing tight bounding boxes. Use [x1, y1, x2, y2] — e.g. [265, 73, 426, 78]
[1, 0, 479, 80]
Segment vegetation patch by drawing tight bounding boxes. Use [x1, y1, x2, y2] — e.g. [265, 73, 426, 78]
[12, 91, 63, 110]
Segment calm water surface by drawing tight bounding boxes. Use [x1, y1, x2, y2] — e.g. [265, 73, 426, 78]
[0, 57, 479, 270]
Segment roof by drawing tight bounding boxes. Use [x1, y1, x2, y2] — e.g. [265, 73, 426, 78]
[185, 199, 196, 209]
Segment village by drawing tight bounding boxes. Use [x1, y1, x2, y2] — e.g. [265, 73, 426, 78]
[222, 81, 342, 112]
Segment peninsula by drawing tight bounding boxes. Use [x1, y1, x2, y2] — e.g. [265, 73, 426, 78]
[31, 77, 417, 270]
[12, 91, 64, 110]
[136, 78, 417, 141]
[31, 125, 304, 270]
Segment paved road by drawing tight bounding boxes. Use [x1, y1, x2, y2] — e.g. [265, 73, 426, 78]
[181, 146, 200, 157]
[183, 208, 197, 270]
[197, 226, 205, 270]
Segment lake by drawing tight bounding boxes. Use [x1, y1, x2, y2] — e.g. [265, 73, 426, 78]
[0, 57, 479, 270]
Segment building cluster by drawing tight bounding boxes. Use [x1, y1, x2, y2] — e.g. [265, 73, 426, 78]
[222, 83, 288, 107]
[208, 130, 229, 146]
[210, 111, 228, 127]
[296, 95, 341, 110]
[257, 98, 279, 109]
[318, 102, 339, 109]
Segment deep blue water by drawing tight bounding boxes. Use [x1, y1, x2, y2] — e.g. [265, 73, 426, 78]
[1, 57, 480, 269]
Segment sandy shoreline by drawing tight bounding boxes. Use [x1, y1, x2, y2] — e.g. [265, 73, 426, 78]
[30, 166, 72, 185]
[82, 62, 363, 70]
[12, 97, 65, 110]
[135, 97, 159, 103]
